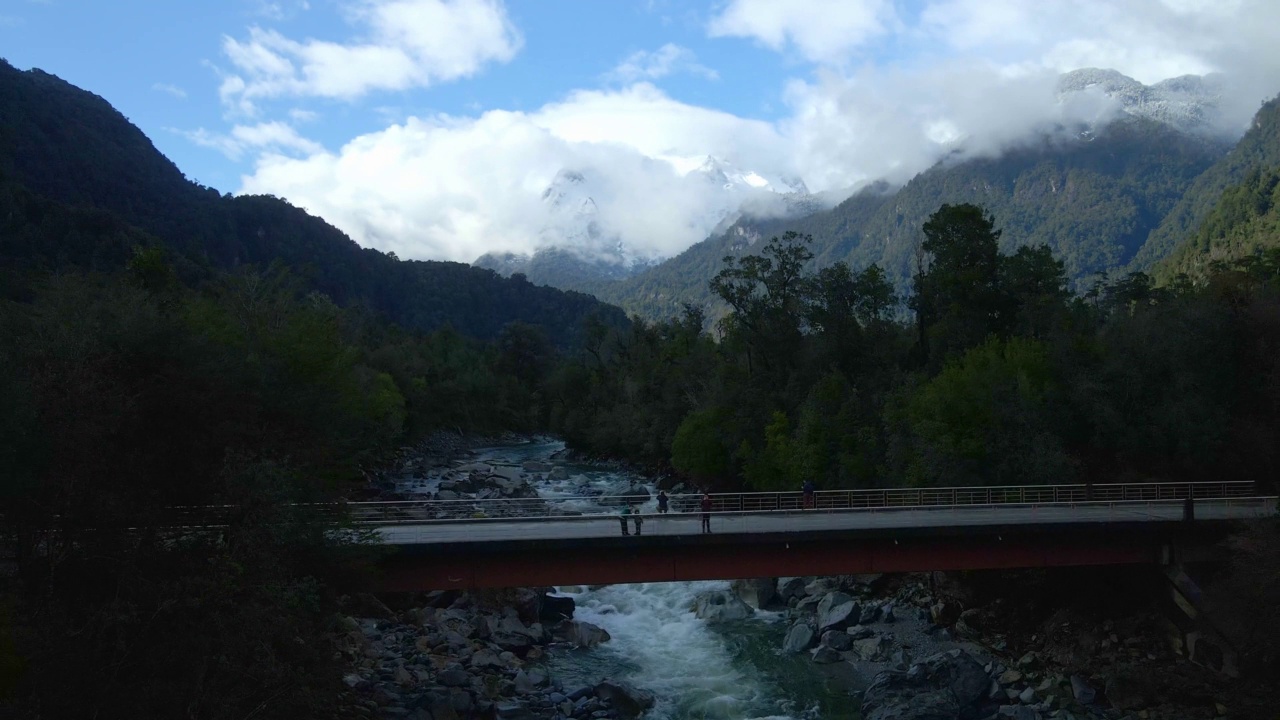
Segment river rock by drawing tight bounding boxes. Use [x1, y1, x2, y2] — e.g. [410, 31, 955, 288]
[548, 466, 569, 481]
[594, 680, 656, 718]
[437, 663, 470, 687]
[930, 600, 961, 626]
[821, 630, 853, 651]
[693, 590, 754, 622]
[540, 594, 576, 622]
[491, 631, 533, 655]
[522, 461, 552, 473]
[554, 620, 612, 647]
[999, 669, 1023, 685]
[494, 700, 534, 719]
[622, 485, 652, 500]
[861, 650, 989, 720]
[471, 648, 504, 669]
[514, 669, 548, 694]
[795, 595, 822, 614]
[784, 623, 817, 653]
[846, 625, 877, 640]
[859, 604, 882, 624]
[778, 577, 807, 601]
[1069, 675, 1096, 705]
[731, 577, 778, 609]
[816, 592, 857, 631]
[852, 635, 888, 662]
[812, 646, 843, 663]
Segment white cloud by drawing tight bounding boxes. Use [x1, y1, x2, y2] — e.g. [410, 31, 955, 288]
[253, 0, 311, 21]
[708, 0, 898, 65]
[183, 121, 324, 160]
[152, 82, 188, 99]
[220, 0, 521, 112]
[605, 43, 719, 83]
[220, 0, 1280, 267]
[236, 84, 794, 262]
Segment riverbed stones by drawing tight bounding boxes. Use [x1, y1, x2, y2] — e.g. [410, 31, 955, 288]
[594, 680, 655, 718]
[437, 663, 470, 687]
[693, 589, 754, 622]
[1069, 675, 1096, 704]
[784, 622, 817, 653]
[778, 577, 807, 602]
[817, 592, 858, 632]
[852, 635, 889, 661]
[812, 645, 843, 663]
[821, 629, 853, 651]
[860, 650, 989, 720]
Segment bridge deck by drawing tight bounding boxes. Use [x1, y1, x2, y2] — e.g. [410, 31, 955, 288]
[374, 498, 1276, 546]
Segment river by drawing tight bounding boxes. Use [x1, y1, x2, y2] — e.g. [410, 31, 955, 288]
[461, 439, 862, 720]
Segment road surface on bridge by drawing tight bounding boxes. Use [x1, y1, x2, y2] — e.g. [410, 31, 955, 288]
[373, 497, 1275, 545]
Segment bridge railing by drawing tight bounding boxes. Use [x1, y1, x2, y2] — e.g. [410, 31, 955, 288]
[344, 480, 1258, 526]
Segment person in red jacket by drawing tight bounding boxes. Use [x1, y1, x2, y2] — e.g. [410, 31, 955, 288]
[700, 491, 713, 534]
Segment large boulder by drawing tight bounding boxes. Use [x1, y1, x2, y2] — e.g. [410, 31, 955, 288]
[821, 630, 853, 652]
[852, 635, 889, 662]
[548, 466, 569, 481]
[783, 623, 817, 653]
[1070, 675, 1096, 705]
[861, 650, 989, 720]
[778, 577, 808, 601]
[693, 590, 754, 622]
[553, 620, 611, 648]
[818, 599, 859, 633]
[812, 646, 843, 663]
[731, 578, 779, 609]
[594, 680, 656, 718]
[541, 593, 576, 622]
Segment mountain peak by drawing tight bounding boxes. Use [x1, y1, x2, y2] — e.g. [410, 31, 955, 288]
[1057, 67, 1225, 135]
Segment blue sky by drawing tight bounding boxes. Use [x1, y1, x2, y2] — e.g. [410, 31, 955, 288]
[3, 0, 1279, 263]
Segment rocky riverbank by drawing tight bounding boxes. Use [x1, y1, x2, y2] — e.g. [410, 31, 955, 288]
[334, 589, 654, 720]
[716, 571, 1244, 720]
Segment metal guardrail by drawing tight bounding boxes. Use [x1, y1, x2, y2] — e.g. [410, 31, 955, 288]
[370, 496, 1280, 544]
[340, 480, 1259, 525]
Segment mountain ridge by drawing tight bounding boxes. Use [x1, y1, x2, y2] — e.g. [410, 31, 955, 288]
[0, 58, 628, 347]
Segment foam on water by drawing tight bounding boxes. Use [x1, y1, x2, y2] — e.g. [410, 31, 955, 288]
[551, 581, 813, 720]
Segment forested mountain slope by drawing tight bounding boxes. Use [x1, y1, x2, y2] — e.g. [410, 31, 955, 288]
[593, 117, 1229, 320]
[1139, 96, 1280, 275]
[1156, 166, 1280, 279]
[0, 59, 627, 346]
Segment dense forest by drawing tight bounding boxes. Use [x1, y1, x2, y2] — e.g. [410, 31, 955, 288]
[2, 60, 1279, 718]
[550, 204, 1280, 494]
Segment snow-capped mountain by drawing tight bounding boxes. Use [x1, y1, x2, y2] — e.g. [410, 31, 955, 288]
[473, 158, 818, 287]
[1057, 68, 1225, 135]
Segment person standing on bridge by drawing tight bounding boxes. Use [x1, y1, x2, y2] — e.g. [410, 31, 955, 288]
[632, 506, 644, 535]
[802, 479, 816, 510]
[657, 490, 669, 514]
[619, 504, 631, 535]
[700, 491, 713, 534]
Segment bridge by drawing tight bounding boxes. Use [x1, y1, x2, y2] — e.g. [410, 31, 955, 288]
[355, 481, 1276, 591]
